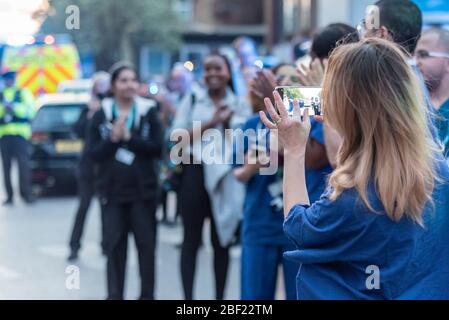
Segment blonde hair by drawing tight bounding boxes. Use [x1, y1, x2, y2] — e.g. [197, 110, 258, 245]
[321, 38, 438, 225]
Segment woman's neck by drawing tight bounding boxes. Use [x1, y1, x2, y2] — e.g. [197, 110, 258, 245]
[115, 97, 134, 110]
[208, 87, 227, 103]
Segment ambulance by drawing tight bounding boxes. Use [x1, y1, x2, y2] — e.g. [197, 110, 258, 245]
[1, 34, 82, 97]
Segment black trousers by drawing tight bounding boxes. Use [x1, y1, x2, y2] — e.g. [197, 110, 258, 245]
[0, 135, 32, 201]
[160, 188, 180, 222]
[102, 198, 157, 300]
[69, 174, 95, 253]
[179, 164, 230, 300]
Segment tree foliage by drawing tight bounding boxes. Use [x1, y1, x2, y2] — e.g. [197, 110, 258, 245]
[42, 0, 183, 70]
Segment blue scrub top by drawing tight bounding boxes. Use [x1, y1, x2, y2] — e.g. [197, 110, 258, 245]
[306, 119, 333, 202]
[435, 99, 449, 157]
[413, 64, 439, 141]
[283, 157, 449, 300]
[235, 115, 332, 246]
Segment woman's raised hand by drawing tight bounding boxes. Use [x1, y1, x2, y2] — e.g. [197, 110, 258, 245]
[296, 59, 328, 87]
[259, 91, 311, 154]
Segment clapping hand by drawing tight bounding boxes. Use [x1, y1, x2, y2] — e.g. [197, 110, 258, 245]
[250, 69, 279, 103]
[296, 59, 328, 87]
[110, 116, 126, 143]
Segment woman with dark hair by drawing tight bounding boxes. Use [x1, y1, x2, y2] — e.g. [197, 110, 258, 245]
[310, 23, 359, 60]
[86, 62, 163, 300]
[297, 23, 359, 86]
[171, 53, 250, 300]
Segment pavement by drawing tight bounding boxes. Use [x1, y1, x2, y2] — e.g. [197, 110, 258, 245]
[0, 168, 241, 300]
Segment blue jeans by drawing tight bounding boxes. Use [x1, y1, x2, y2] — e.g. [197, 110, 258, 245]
[241, 243, 298, 300]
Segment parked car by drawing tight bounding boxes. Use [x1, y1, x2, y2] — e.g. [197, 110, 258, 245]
[30, 93, 90, 195]
[57, 79, 93, 94]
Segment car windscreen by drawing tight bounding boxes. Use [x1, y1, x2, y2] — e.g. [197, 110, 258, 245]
[32, 104, 86, 132]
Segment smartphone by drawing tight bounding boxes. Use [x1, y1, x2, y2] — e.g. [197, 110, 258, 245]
[275, 86, 322, 116]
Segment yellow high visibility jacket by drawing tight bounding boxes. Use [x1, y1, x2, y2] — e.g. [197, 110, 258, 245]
[0, 87, 35, 140]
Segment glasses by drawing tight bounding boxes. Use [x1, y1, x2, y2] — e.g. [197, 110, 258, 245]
[415, 50, 449, 59]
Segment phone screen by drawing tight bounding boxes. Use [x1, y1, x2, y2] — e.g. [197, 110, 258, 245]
[275, 86, 322, 116]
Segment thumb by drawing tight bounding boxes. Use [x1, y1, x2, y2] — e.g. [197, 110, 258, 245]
[303, 107, 310, 125]
[314, 115, 324, 123]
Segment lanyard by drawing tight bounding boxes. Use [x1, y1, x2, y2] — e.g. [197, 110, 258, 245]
[112, 102, 136, 130]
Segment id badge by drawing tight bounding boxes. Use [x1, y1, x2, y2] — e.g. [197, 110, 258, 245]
[268, 180, 282, 198]
[268, 180, 284, 212]
[115, 148, 135, 166]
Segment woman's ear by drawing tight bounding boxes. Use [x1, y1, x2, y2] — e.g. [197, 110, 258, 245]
[378, 26, 393, 42]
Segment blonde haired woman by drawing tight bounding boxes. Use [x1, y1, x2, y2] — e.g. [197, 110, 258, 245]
[260, 38, 449, 299]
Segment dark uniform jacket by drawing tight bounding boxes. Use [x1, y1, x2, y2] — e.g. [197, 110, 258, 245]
[86, 97, 163, 203]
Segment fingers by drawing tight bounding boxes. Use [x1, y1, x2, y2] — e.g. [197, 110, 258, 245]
[222, 109, 234, 121]
[309, 60, 321, 85]
[299, 63, 309, 75]
[280, 77, 290, 87]
[114, 120, 125, 130]
[297, 75, 310, 86]
[311, 58, 321, 70]
[273, 91, 289, 119]
[260, 70, 276, 92]
[297, 64, 310, 86]
[314, 115, 324, 123]
[318, 59, 325, 73]
[252, 70, 276, 102]
[298, 59, 326, 86]
[252, 90, 264, 99]
[118, 113, 127, 121]
[303, 107, 311, 127]
[303, 106, 309, 118]
[250, 81, 264, 98]
[251, 73, 264, 96]
[259, 111, 277, 130]
[292, 98, 301, 117]
[264, 69, 278, 87]
[264, 97, 281, 123]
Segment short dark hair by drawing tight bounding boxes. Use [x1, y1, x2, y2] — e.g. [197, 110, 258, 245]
[375, 0, 422, 54]
[311, 23, 359, 60]
[109, 62, 138, 88]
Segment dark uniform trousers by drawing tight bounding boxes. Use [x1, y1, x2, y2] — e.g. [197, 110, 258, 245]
[102, 198, 157, 300]
[0, 135, 31, 201]
[69, 175, 96, 253]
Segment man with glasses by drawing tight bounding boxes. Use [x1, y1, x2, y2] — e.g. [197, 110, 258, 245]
[357, 0, 441, 143]
[416, 28, 449, 157]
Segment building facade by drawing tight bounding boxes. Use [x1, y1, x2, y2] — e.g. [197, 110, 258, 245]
[140, 0, 449, 80]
